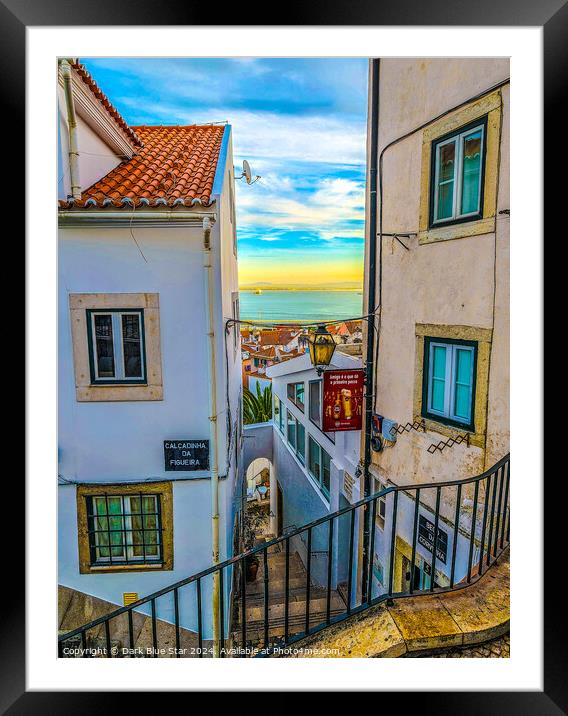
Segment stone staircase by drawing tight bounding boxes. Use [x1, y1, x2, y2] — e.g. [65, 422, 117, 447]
[59, 585, 210, 657]
[233, 538, 346, 645]
[286, 549, 511, 658]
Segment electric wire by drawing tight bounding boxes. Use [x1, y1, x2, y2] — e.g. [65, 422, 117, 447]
[224, 306, 379, 331]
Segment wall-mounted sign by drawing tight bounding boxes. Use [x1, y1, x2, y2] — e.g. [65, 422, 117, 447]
[164, 440, 209, 472]
[322, 369, 364, 432]
[418, 515, 448, 564]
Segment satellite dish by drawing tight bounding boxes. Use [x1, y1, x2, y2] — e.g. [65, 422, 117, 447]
[242, 160, 252, 184]
[238, 160, 261, 185]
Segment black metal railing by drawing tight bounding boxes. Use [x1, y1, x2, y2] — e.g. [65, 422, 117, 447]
[58, 454, 509, 658]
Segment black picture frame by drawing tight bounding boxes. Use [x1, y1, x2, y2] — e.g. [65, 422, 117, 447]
[12, 0, 555, 708]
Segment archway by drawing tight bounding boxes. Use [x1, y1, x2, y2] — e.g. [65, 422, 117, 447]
[244, 457, 278, 544]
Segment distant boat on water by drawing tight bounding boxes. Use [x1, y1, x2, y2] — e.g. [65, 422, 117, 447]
[254, 289, 263, 295]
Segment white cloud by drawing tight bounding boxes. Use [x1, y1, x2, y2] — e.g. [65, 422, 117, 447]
[116, 96, 367, 249]
[235, 173, 365, 242]
[119, 99, 366, 168]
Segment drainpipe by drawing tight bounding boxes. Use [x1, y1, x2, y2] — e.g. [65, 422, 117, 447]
[361, 58, 380, 599]
[203, 216, 221, 655]
[60, 59, 81, 200]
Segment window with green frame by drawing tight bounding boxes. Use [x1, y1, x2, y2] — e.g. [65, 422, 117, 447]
[86, 493, 162, 566]
[286, 409, 305, 464]
[274, 396, 285, 433]
[296, 421, 306, 464]
[287, 381, 305, 412]
[430, 117, 487, 227]
[287, 409, 296, 449]
[422, 337, 477, 431]
[308, 436, 331, 498]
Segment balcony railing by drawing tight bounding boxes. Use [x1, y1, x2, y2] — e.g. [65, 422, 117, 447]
[59, 454, 509, 658]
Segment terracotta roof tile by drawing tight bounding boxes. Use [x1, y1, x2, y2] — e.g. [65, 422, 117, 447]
[254, 346, 277, 360]
[344, 320, 363, 334]
[59, 124, 225, 209]
[279, 349, 304, 362]
[258, 330, 280, 347]
[277, 330, 296, 344]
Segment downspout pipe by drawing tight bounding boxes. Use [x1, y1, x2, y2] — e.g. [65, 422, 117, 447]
[60, 59, 81, 200]
[202, 216, 221, 656]
[361, 58, 380, 600]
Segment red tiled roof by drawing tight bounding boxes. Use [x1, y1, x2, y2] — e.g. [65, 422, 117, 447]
[59, 124, 225, 209]
[279, 349, 304, 362]
[259, 330, 280, 347]
[255, 346, 278, 360]
[72, 62, 143, 148]
[277, 330, 297, 345]
[344, 320, 363, 334]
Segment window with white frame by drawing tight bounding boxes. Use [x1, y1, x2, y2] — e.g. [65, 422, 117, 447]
[373, 477, 387, 530]
[430, 118, 486, 226]
[376, 496, 386, 530]
[308, 436, 331, 498]
[87, 309, 146, 384]
[423, 338, 477, 430]
[87, 493, 162, 565]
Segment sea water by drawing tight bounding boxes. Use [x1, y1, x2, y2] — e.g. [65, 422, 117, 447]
[239, 290, 363, 322]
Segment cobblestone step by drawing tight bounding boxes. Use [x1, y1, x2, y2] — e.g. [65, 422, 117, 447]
[412, 633, 510, 658]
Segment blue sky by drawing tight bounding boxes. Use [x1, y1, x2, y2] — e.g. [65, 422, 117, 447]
[82, 58, 368, 286]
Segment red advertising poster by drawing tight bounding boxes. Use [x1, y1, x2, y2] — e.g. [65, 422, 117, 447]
[322, 369, 364, 432]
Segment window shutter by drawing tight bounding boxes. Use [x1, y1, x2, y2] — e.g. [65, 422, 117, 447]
[430, 345, 447, 412]
[453, 347, 473, 420]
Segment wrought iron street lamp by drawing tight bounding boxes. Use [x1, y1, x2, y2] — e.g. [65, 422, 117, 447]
[308, 324, 336, 375]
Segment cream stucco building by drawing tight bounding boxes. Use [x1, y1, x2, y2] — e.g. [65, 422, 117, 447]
[362, 59, 510, 595]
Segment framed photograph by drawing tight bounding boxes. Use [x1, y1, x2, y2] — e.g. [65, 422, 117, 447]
[13, 0, 554, 706]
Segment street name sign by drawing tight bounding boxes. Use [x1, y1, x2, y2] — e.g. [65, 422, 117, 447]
[164, 440, 209, 472]
[418, 515, 448, 564]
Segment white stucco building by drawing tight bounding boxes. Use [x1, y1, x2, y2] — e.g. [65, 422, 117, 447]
[57, 60, 243, 637]
[241, 351, 362, 594]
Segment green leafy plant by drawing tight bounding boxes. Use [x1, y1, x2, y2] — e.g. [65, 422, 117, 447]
[243, 382, 273, 425]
